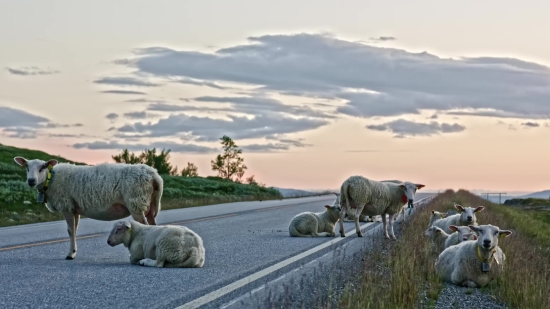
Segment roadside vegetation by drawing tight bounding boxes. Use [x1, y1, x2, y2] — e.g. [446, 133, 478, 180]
[0, 135, 285, 227]
[335, 189, 549, 309]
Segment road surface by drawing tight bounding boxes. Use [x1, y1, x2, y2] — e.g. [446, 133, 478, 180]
[0, 192, 433, 309]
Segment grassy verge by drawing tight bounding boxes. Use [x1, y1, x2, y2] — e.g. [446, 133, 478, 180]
[335, 189, 550, 309]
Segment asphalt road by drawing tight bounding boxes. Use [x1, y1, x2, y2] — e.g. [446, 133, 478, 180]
[0, 193, 433, 309]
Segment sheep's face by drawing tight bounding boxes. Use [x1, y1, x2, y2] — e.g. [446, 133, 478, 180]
[324, 205, 342, 220]
[107, 221, 132, 247]
[14, 157, 58, 188]
[398, 182, 425, 205]
[449, 225, 475, 242]
[469, 224, 512, 250]
[423, 226, 444, 239]
[455, 204, 484, 224]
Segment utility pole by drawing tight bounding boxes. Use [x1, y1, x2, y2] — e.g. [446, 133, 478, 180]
[481, 193, 507, 204]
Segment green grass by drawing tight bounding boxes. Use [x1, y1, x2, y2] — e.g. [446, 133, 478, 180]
[0, 143, 283, 227]
[335, 189, 550, 309]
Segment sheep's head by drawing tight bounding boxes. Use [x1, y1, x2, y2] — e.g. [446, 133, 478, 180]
[398, 182, 425, 206]
[14, 157, 58, 188]
[107, 220, 132, 247]
[449, 225, 476, 242]
[469, 224, 512, 251]
[423, 226, 446, 239]
[324, 204, 342, 221]
[455, 204, 484, 225]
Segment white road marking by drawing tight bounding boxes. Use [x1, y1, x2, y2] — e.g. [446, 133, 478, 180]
[175, 194, 435, 309]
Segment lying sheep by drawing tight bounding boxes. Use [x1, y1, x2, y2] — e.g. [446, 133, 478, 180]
[428, 210, 447, 227]
[338, 175, 425, 240]
[435, 224, 512, 288]
[288, 193, 341, 237]
[423, 226, 451, 254]
[444, 225, 477, 249]
[107, 220, 205, 268]
[432, 204, 484, 234]
[14, 156, 163, 260]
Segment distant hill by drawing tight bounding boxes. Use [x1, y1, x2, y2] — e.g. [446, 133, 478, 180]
[515, 190, 550, 199]
[274, 187, 333, 198]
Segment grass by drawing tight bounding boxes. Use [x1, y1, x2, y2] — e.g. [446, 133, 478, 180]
[0, 143, 284, 227]
[334, 189, 550, 309]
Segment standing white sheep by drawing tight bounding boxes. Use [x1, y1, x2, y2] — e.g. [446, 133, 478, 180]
[432, 204, 484, 234]
[107, 220, 205, 268]
[14, 156, 163, 260]
[288, 193, 341, 237]
[338, 175, 425, 240]
[435, 224, 512, 288]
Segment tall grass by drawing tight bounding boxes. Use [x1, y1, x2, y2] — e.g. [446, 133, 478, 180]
[335, 189, 550, 309]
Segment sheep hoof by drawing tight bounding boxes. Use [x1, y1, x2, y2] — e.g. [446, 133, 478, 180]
[65, 255, 75, 260]
[357, 232, 363, 237]
[340, 233, 346, 237]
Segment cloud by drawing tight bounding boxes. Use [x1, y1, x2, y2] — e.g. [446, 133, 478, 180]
[521, 122, 539, 127]
[114, 113, 329, 142]
[112, 33, 550, 121]
[122, 111, 158, 119]
[72, 140, 218, 154]
[173, 77, 231, 90]
[93, 77, 160, 87]
[2, 127, 38, 139]
[100, 90, 146, 95]
[105, 113, 119, 121]
[370, 36, 396, 41]
[0, 106, 50, 128]
[366, 119, 466, 138]
[5, 66, 60, 76]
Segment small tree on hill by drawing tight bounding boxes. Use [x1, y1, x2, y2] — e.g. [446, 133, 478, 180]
[181, 162, 199, 177]
[246, 175, 258, 185]
[211, 135, 247, 181]
[112, 147, 178, 176]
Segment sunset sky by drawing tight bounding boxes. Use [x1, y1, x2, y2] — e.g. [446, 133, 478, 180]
[1, 1, 549, 194]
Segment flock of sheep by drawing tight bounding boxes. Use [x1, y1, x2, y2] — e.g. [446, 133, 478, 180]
[13, 156, 511, 289]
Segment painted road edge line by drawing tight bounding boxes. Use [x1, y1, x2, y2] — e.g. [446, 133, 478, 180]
[174, 194, 436, 309]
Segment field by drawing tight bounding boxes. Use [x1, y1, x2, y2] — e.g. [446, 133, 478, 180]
[335, 189, 550, 309]
[0, 143, 284, 227]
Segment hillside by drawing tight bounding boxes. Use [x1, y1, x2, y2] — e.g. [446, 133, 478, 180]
[515, 189, 550, 199]
[0, 143, 283, 227]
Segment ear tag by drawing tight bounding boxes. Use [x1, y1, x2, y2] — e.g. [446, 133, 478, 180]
[401, 195, 408, 203]
[481, 262, 490, 272]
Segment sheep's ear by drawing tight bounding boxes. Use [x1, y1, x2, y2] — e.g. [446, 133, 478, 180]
[324, 205, 330, 209]
[431, 210, 435, 215]
[499, 230, 512, 238]
[436, 229, 441, 234]
[124, 221, 132, 229]
[454, 204, 464, 212]
[468, 225, 479, 233]
[472, 234, 478, 240]
[449, 225, 458, 232]
[14, 157, 28, 167]
[415, 184, 425, 189]
[474, 206, 485, 212]
[46, 159, 58, 167]
[398, 184, 405, 189]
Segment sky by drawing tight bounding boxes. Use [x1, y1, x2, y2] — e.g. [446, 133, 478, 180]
[1, 0, 550, 194]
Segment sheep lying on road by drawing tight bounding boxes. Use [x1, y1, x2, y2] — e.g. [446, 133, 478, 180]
[338, 175, 425, 240]
[14, 156, 163, 260]
[107, 220, 205, 268]
[428, 210, 447, 227]
[435, 224, 512, 288]
[432, 204, 484, 234]
[288, 193, 341, 237]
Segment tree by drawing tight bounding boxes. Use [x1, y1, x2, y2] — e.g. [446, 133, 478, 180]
[210, 135, 247, 181]
[181, 162, 199, 177]
[246, 175, 258, 185]
[111, 148, 178, 176]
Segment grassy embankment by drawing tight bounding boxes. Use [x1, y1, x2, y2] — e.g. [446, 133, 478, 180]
[335, 189, 549, 309]
[0, 143, 284, 227]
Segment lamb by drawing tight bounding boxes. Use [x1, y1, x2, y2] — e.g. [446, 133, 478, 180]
[107, 220, 205, 268]
[428, 210, 447, 227]
[288, 192, 341, 237]
[432, 204, 484, 234]
[435, 224, 512, 288]
[424, 225, 477, 255]
[338, 175, 425, 240]
[14, 156, 163, 260]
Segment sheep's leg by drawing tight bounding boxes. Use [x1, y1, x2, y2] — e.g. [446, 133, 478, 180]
[139, 258, 163, 267]
[381, 213, 389, 239]
[388, 213, 397, 240]
[130, 212, 148, 225]
[339, 209, 346, 237]
[62, 211, 77, 260]
[355, 208, 362, 237]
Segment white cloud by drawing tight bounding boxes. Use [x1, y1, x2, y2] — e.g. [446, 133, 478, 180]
[366, 119, 466, 138]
